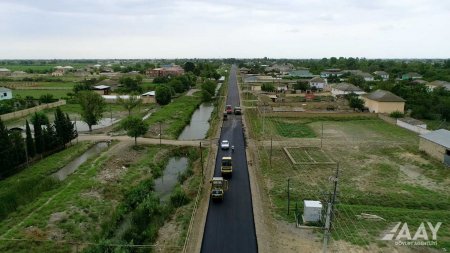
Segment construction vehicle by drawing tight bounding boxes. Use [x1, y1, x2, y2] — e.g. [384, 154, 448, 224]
[234, 106, 242, 115]
[210, 177, 228, 201]
[221, 156, 233, 177]
[226, 105, 233, 114]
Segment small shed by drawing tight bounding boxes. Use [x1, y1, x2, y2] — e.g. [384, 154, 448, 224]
[92, 85, 111, 95]
[0, 87, 12, 100]
[141, 91, 155, 104]
[303, 200, 322, 223]
[419, 129, 450, 166]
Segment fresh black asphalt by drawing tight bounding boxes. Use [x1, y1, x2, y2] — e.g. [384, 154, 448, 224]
[201, 66, 258, 253]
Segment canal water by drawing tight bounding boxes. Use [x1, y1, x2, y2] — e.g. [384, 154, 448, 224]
[154, 157, 189, 202]
[177, 103, 214, 140]
[51, 142, 109, 181]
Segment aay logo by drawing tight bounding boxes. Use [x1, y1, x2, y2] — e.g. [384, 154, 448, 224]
[381, 222, 442, 243]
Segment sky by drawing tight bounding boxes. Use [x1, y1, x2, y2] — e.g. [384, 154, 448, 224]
[0, 0, 449, 59]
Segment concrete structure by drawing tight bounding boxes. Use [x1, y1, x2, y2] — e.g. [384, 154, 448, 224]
[362, 90, 405, 113]
[419, 129, 450, 166]
[402, 72, 422, 80]
[146, 64, 184, 77]
[331, 83, 365, 97]
[374, 71, 389, 81]
[309, 77, 327, 90]
[397, 118, 429, 134]
[303, 200, 322, 223]
[0, 68, 11, 77]
[0, 87, 12, 100]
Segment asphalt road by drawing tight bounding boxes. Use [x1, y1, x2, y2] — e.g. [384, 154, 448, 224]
[201, 66, 258, 253]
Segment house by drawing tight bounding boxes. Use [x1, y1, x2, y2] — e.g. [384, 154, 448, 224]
[239, 67, 250, 74]
[419, 129, 450, 166]
[96, 79, 120, 90]
[51, 68, 65, 77]
[402, 72, 422, 80]
[427, 80, 450, 91]
[146, 64, 184, 77]
[0, 87, 12, 100]
[0, 68, 11, 77]
[11, 71, 27, 77]
[243, 75, 279, 83]
[374, 71, 389, 81]
[288, 69, 314, 78]
[141, 91, 156, 104]
[358, 72, 374, 82]
[331, 83, 365, 97]
[309, 77, 327, 90]
[92, 85, 111, 95]
[362, 90, 405, 113]
[320, 69, 343, 78]
[265, 63, 294, 74]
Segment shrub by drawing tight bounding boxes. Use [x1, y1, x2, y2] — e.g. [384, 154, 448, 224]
[390, 111, 404, 118]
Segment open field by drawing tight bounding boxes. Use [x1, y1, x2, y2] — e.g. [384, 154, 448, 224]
[13, 89, 71, 99]
[0, 143, 205, 252]
[247, 113, 450, 251]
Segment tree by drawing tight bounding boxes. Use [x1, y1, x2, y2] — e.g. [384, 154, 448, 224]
[43, 122, 58, 152]
[261, 83, 275, 92]
[200, 80, 217, 102]
[25, 120, 35, 157]
[184, 62, 195, 72]
[155, 85, 172, 105]
[117, 95, 142, 115]
[121, 116, 148, 146]
[294, 81, 310, 91]
[39, 94, 55, 103]
[54, 107, 76, 147]
[346, 93, 365, 110]
[32, 112, 46, 154]
[0, 119, 12, 177]
[78, 91, 106, 132]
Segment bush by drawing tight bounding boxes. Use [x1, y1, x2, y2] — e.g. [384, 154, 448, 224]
[170, 185, 189, 208]
[261, 83, 275, 92]
[389, 111, 404, 118]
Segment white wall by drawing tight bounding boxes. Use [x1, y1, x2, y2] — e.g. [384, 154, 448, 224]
[397, 120, 430, 134]
[0, 90, 12, 100]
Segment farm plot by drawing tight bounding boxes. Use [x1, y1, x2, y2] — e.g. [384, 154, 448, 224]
[284, 147, 334, 165]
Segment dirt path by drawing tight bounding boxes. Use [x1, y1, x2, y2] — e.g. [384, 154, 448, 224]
[186, 89, 200, 96]
[77, 134, 208, 147]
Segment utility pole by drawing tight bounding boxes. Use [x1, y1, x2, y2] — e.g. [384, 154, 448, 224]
[321, 122, 324, 149]
[323, 162, 339, 253]
[262, 102, 266, 134]
[270, 136, 273, 166]
[200, 142, 204, 181]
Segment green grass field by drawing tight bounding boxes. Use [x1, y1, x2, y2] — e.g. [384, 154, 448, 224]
[248, 115, 450, 250]
[13, 89, 71, 99]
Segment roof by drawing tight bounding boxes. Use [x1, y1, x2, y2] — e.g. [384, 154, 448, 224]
[374, 71, 388, 76]
[93, 85, 111, 90]
[0, 87, 11, 92]
[403, 72, 422, 78]
[141, 91, 155, 96]
[364, 90, 405, 102]
[428, 80, 450, 88]
[358, 72, 374, 78]
[222, 156, 232, 159]
[420, 129, 450, 148]
[310, 77, 325, 83]
[102, 95, 137, 100]
[289, 70, 313, 77]
[333, 83, 363, 92]
[0, 68, 11, 72]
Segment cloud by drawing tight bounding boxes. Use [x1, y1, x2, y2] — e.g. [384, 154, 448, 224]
[0, 0, 449, 58]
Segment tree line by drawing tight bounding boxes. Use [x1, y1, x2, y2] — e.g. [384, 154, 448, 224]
[0, 107, 77, 179]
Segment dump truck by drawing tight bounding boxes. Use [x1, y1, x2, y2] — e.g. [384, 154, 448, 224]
[221, 156, 233, 177]
[210, 177, 228, 201]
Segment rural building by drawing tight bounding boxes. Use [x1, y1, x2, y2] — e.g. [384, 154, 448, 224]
[239, 67, 250, 74]
[243, 75, 279, 83]
[92, 85, 111, 95]
[362, 90, 405, 113]
[146, 64, 184, 77]
[96, 79, 120, 90]
[51, 68, 65, 76]
[11, 71, 27, 77]
[0, 87, 12, 100]
[0, 68, 11, 77]
[397, 118, 429, 134]
[265, 63, 294, 74]
[419, 129, 450, 166]
[141, 91, 156, 104]
[358, 72, 374, 81]
[402, 72, 422, 80]
[374, 71, 389, 81]
[288, 69, 314, 78]
[427, 80, 450, 91]
[320, 69, 344, 78]
[309, 77, 327, 90]
[331, 83, 365, 97]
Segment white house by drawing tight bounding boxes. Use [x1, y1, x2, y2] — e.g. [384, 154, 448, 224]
[331, 83, 366, 97]
[374, 71, 389, 81]
[0, 87, 12, 100]
[309, 77, 327, 90]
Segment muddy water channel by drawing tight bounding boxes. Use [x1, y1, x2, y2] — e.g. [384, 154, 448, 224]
[177, 103, 214, 140]
[154, 157, 189, 201]
[51, 142, 108, 181]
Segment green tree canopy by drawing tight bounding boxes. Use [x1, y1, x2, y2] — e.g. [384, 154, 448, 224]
[155, 85, 172, 105]
[121, 116, 149, 146]
[78, 91, 106, 132]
